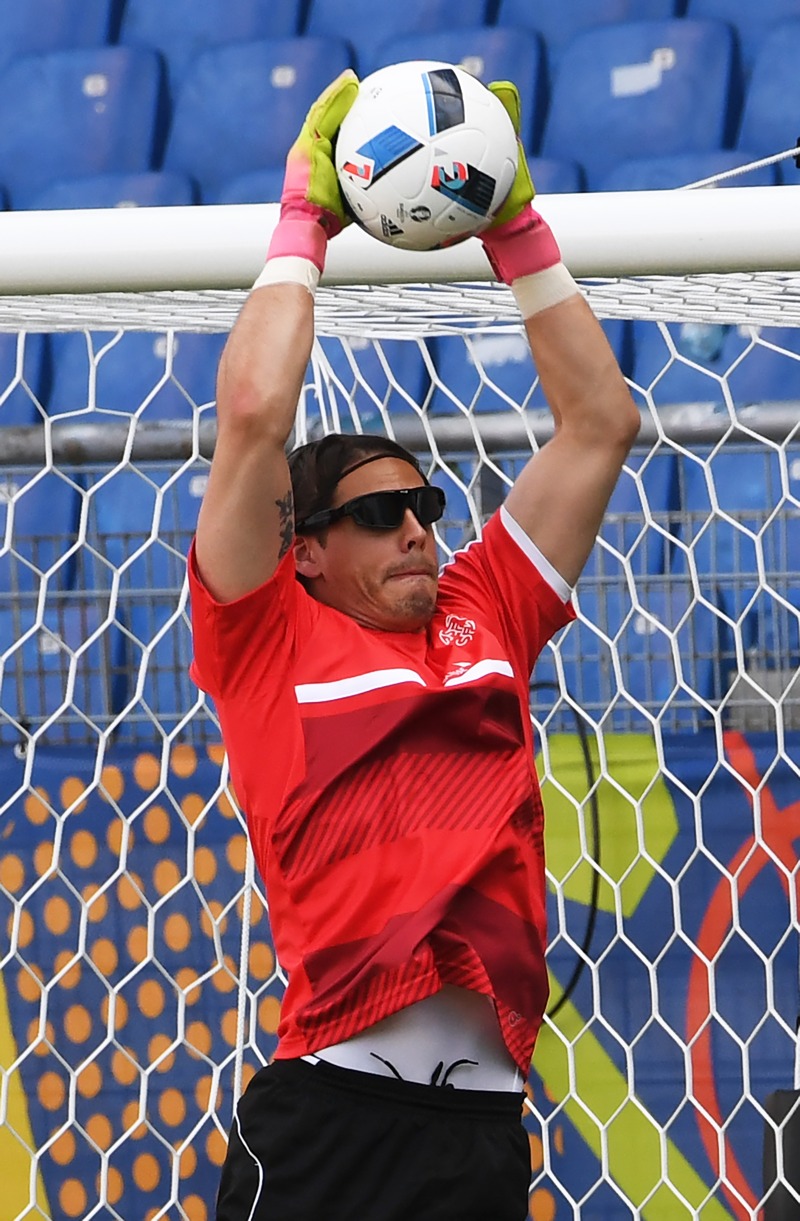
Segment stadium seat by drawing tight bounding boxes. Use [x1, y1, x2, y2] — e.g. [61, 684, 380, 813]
[0, 47, 164, 208]
[163, 38, 352, 202]
[47, 331, 226, 420]
[599, 150, 778, 191]
[588, 448, 680, 580]
[494, 0, 679, 77]
[217, 167, 286, 204]
[530, 581, 720, 732]
[686, 0, 800, 78]
[82, 463, 206, 739]
[29, 170, 195, 210]
[0, 334, 47, 427]
[0, 601, 115, 746]
[678, 448, 800, 665]
[529, 157, 584, 194]
[0, 470, 81, 595]
[541, 20, 736, 189]
[736, 20, 800, 185]
[304, 0, 490, 75]
[430, 319, 629, 416]
[119, 0, 303, 105]
[309, 336, 429, 432]
[632, 321, 800, 408]
[0, 0, 119, 78]
[372, 28, 546, 152]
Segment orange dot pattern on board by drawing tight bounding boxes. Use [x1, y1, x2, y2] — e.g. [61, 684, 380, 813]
[4, 745, 289, 1218]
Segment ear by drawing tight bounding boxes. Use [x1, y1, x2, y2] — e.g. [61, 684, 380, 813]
[293, 533, 323, 581]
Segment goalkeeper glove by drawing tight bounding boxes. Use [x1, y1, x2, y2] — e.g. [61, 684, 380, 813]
[266, 69, 359, 274]
[480, 81, 562, 286]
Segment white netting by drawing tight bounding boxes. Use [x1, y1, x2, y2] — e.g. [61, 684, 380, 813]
[0, 272, 799, 1221]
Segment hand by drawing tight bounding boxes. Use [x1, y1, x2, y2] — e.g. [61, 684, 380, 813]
[486, 81, 535, 229]
[480, 80, 560, 284]
[280, 69, 359, 239]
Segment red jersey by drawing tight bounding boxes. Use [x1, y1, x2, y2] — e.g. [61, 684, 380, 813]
[188, 505, 575, 1072]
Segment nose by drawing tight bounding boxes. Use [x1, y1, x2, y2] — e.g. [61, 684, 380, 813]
[399, 506, 429, 549]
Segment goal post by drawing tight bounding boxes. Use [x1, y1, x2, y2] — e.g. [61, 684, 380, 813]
[0, 189, 799, 1221]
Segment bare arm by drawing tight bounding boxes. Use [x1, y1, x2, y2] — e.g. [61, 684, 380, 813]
[194, 282, 313, 602]
[504, 293, 640, 588]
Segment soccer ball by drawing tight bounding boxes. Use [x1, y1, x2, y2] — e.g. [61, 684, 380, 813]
[335, 61, 518, 252]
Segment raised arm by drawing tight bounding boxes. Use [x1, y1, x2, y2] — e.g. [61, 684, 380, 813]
[480, 84, 640, 590]
[194, 71, 358, 603]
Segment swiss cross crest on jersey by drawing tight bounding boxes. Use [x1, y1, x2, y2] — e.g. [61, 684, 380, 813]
[438, 614, 476, 647]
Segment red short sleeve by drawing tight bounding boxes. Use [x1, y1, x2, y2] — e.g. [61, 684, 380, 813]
[187, 543, 318, 703]
[437, 506, 576, 682]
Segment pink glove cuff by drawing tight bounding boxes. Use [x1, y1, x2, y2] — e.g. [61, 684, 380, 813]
[266, 213, 331, 274]
[480, 206, 561, 285]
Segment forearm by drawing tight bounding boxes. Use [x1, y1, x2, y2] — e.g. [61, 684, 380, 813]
[215, 280, 314, 446]
[523, 293, 639, 446]
[482, 203, 638, 447]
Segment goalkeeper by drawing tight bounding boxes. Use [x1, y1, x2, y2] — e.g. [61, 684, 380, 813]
[189, 70, 639, 1221]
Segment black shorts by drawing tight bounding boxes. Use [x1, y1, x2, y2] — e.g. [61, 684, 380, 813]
[216, 1058, 530, 1221]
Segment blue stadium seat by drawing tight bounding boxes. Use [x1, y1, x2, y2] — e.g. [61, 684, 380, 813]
[164, 38, 352, 202]
[530, 581, 720, 732]
[0, 1, 119, 78]
[541, 20, 736, 189]
[304, 0, 490, 75]
[0, 334, 47, 427]
[82, 464, 205, 739]
[686, 0, 800, 78]
[81, 464, 204, 617]
[529, 157, 584, 194]
[0, 602, 115, 745]
[430, 319, 629, 416]
[119, 0, 303, 105]
[217, 167, 286, 204]
[494, 0, 678, 77]
[309, 337, 429, 433]
[588, 448, 680, 580]
[29, 171, 195, 210]
[678, 448, 800, 663]
[0, 47, 164, 208]
[0, 470, 81, 594]
[632, 322, 800, 408]
[599, 150, 778, 191]
[47, 331, 226, 420]
[372, 28, 546, 152]
[736, 21, 800, 184]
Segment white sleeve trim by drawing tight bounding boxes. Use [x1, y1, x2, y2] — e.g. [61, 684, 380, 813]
[499, 504, 573, 604]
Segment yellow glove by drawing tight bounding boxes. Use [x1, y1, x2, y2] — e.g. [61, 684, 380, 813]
[267, 69, 359, 271]
[480, 80, 561, 284]
[486, 81, 535, 228]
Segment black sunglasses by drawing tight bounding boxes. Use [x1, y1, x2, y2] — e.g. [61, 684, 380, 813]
[297, 486, 446, 533]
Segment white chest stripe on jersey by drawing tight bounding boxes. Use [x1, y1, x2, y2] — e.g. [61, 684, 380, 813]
[443, 658, 515, 687]
[295, 667, 427, 704]
[295, 658, 515, 705]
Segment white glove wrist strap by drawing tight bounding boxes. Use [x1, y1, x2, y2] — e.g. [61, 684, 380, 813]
[511, 263, 579, 319]
[252, 256, 320, 296]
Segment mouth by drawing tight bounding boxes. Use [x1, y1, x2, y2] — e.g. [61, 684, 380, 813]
[388, 568, 437, 581]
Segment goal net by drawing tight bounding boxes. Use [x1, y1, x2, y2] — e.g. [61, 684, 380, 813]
[1, 189, 799, 1221]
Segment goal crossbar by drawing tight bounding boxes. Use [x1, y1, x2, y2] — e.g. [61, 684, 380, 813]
[0, 186, 798, 297]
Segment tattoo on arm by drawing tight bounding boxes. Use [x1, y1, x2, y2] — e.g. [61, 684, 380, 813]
[276, 488, 294, 560]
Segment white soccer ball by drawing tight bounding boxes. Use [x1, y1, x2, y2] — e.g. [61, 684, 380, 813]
[335, 61, 518, 252]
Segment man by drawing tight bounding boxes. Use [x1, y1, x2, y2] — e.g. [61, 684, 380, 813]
[189, 70, 639, 1221]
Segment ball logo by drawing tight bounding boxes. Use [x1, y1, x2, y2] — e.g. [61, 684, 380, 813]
[342, 158, 374, 184]
[439, 614, 476, 647]
[432, 162, 468, 190]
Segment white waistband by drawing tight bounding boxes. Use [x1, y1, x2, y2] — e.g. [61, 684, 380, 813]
[302, 986, 522, 1092]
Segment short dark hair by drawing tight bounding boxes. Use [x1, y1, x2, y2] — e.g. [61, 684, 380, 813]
[289, 433, 427, 533]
